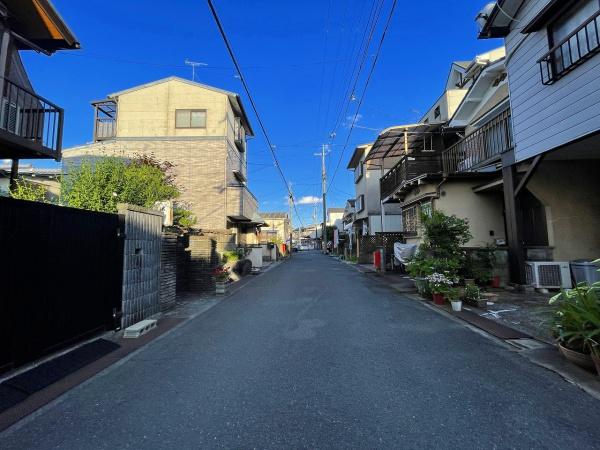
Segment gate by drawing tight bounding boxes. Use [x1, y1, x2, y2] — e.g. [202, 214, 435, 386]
[0, 197, 123, 373]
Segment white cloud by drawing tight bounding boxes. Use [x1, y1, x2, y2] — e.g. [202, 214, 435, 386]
[297, 195, 321, 205]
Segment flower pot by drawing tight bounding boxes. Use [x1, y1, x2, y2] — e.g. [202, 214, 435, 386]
[591, 353, 600, 377]
[451, 300, 462, 312]
[215, 281, 227, 295]
[432, 293, 445, 305]
[558, 343, 596, 372]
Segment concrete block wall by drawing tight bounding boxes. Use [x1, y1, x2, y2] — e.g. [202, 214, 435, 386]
[160, 232, 178, 311]
[119, 204, 163, 328]
[185, 232, 236, 293]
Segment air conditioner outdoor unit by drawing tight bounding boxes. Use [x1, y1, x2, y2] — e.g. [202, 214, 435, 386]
[525, 261, 572, 289]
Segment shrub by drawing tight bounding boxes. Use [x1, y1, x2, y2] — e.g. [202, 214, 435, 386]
[9, 178, 48, 203]
[61, 156, 179, 213]
[222, 251, 240, 264]
[420, 210, 472, 260]
[173, 207, 197, 229]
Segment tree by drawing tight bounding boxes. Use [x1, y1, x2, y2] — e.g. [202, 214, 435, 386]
[173, 207, 197, 229]
[9, 178, 48, 203]
[61, 156, 179, 213]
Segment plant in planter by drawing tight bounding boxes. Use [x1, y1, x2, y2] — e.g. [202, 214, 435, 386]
[549, 275, 600, 371]
[213, 266, 230, 294]
[448, 287, 462, 312]
[425, 272, 455, 305]
[464, 284, 482, 307]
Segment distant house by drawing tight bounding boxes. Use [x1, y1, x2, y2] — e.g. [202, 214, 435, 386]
[0, 0, 80, 185]
[474, 0, 600, 283]
[260, 212, 290, 243]
[63, 77, 263, 245]
[326, 207, 345, 230]
[346, 143, 402, 237]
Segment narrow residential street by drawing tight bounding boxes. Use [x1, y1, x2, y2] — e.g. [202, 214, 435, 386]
[3, 252, 600, 449]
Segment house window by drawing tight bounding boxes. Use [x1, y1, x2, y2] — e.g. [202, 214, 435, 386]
[549, 0, 600, 76]
[356, 195, 365, 213]
[175, 109, 206, 128]
[402, 205, 418, 236]
[421, 202, 432, 218]
[434, 106, 441, 120]
[354, 162, 364, 183]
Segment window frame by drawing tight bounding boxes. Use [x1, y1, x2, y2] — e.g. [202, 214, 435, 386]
[402, 204, 419, 236]
[175, 109, 207, 129]
[546, 0, 600, 78]
[356, 194, 365, 213]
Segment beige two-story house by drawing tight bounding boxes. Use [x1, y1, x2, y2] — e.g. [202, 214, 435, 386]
[259, 212, 290, 243]
[64, 76, 262, 244]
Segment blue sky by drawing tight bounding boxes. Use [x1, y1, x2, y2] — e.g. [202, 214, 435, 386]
[21, 0, 499, 227]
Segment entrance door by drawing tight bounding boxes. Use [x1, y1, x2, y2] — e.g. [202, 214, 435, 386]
[520, 189, 549, 247]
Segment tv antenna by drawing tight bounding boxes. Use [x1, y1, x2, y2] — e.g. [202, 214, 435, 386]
[185, 59, 207, 81]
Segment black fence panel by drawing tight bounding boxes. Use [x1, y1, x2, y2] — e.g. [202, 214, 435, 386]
[0, 197, 123, 373]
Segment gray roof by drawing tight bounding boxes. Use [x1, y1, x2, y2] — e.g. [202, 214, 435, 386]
[260, 212, 288, 219]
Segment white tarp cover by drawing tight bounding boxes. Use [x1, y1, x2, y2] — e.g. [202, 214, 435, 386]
[394, 242, 418, 264]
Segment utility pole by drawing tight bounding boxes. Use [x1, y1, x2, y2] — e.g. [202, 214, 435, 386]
[288, 184, 293, 257]
[184, 59, 207, 81]
[315, 145, 328, 252]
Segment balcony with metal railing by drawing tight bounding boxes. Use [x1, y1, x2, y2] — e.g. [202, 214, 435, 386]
[442, 109, 512, 174]
[380, 154, 442, 200]
[538, 10, 600, 85]
[0, 77, 64, 160]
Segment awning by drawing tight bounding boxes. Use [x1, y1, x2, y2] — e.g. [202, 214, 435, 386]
[364, 123, 444, 162]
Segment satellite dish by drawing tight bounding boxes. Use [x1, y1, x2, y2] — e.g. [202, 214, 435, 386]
[475, 2, 496, 32]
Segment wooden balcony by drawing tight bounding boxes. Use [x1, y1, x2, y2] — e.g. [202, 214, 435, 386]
[380, 154, 442, 200]
[442, 109, 512, 174]
[0, 77, 63, 161]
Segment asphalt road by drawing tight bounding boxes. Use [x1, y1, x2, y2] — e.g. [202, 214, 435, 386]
[3, 252, 600, 449]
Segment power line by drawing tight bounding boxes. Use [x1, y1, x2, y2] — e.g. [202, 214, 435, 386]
[327, 0, 398, 191]
[328, 0, 384, 141]
[328, 0, 385, 144]
[206, 0, 304, 228]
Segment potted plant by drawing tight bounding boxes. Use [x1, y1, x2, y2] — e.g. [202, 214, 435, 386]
[213, 265, 230, 294]
[448, 287, 462, 312]
[549, 277, 600, 371]
[426, 272, 454, 305]
[591, 341, 600, 377]
[464, 284, 484, 307]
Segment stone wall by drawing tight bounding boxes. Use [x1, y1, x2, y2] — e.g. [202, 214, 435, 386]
[119, 204, 163, 328]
